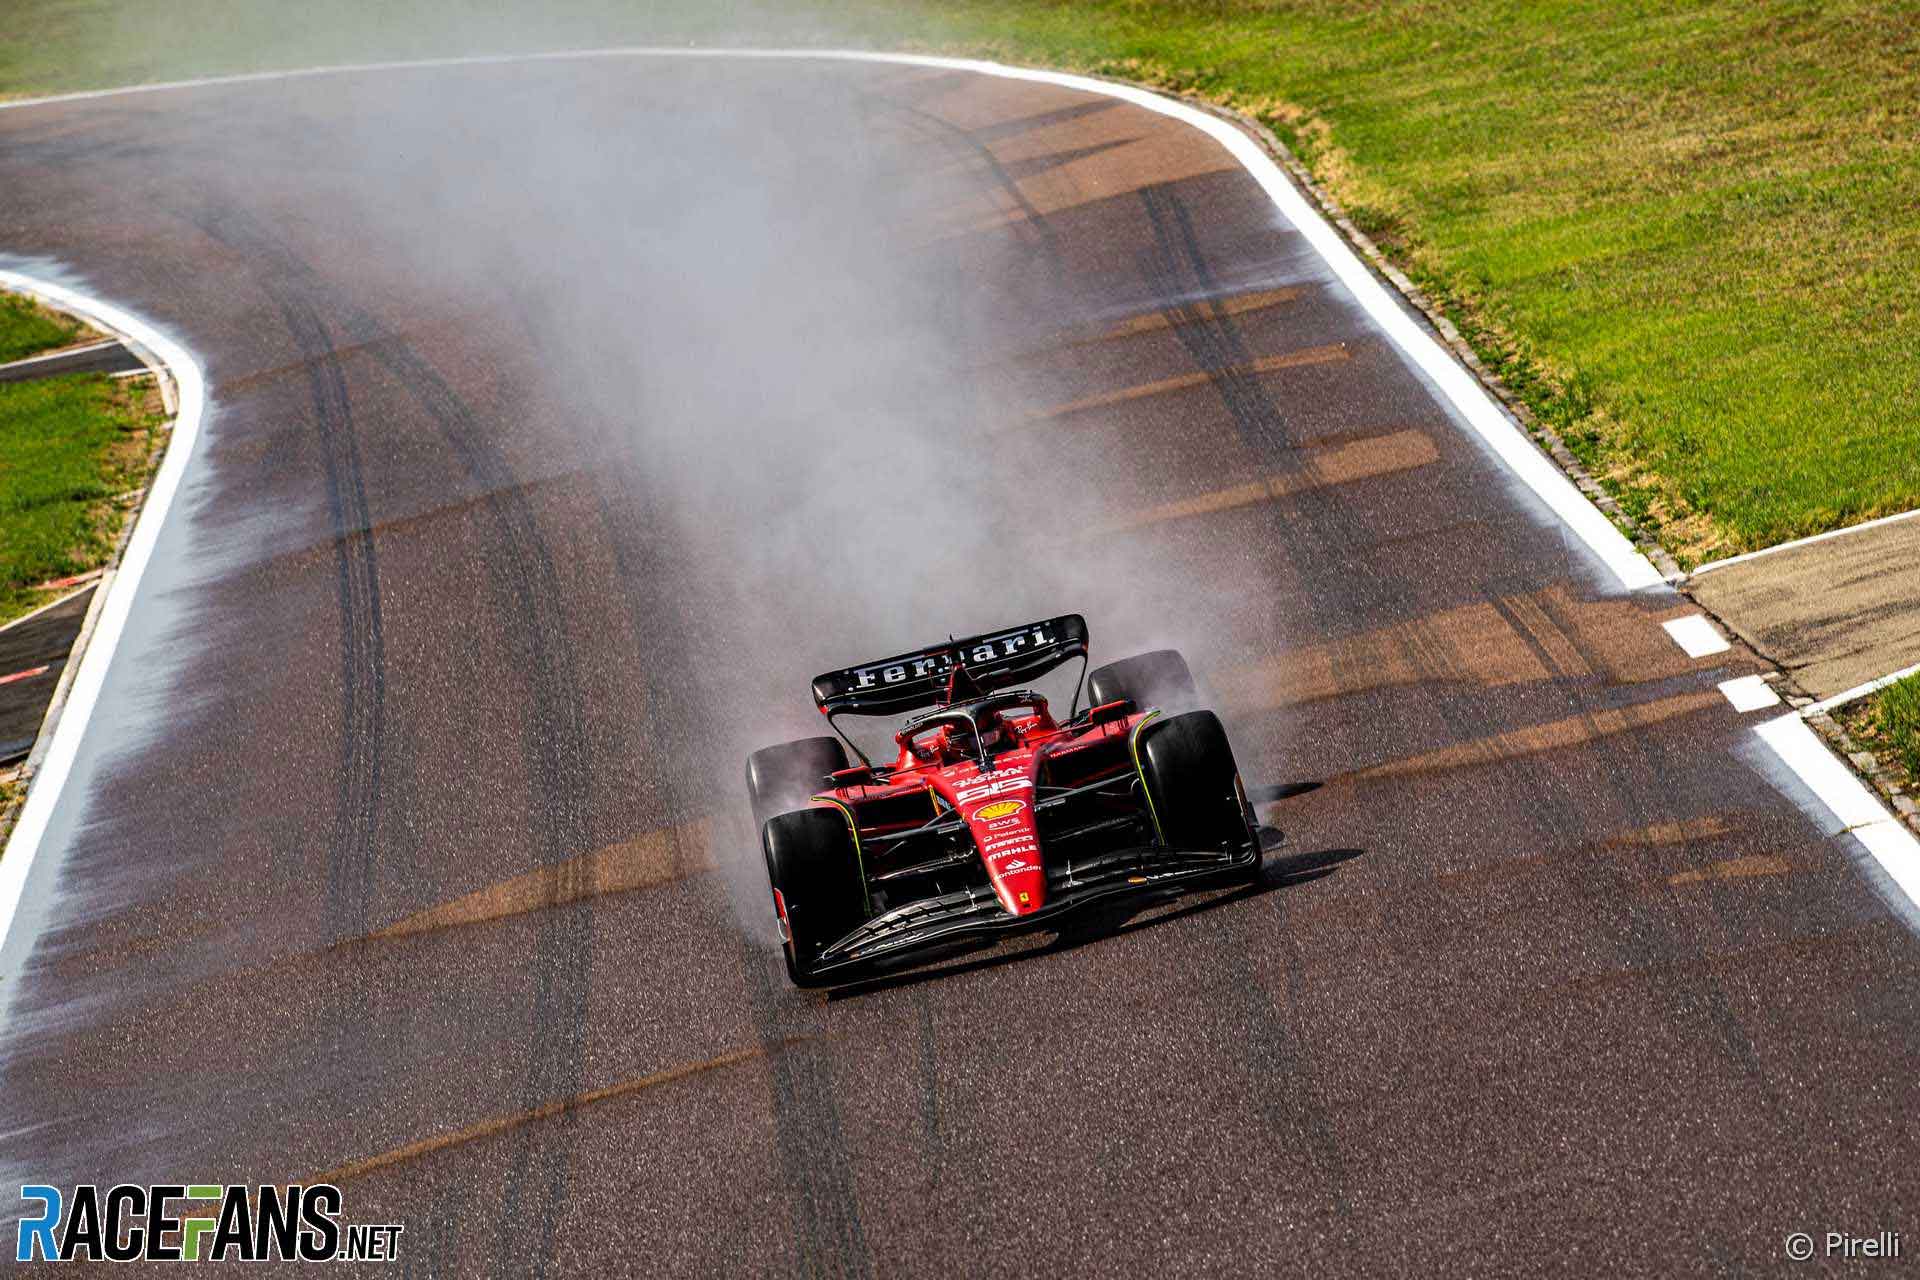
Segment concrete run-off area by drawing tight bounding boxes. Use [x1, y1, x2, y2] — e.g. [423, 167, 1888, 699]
[1690, 513, 1920, 702]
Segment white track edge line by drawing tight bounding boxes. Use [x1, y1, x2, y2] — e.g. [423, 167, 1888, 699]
[19, 569, 113, 784]
[0, 44, 1671, 965]
[0, 271, 205, 961]
[1803, 661, 1920, 718]
[1754, 713, 1920, 906]
[1691, 507, 1920, 577]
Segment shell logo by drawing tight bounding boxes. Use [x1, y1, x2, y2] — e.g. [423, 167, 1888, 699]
[974, 799, 1025, 821]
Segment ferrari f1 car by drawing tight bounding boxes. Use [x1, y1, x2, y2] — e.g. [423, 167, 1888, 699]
[747, 615, 1261, 986]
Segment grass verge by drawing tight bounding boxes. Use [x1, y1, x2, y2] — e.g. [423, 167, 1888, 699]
[1837, 674, 1920, 794]
[1, 1, 1917, 566]
[0, 291, 84, 365]
[0, 370, 169, 626]
[0, 285, 163, 840]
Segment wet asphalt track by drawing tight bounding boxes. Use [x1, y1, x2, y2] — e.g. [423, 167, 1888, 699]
[2, 55, 1918, 1276]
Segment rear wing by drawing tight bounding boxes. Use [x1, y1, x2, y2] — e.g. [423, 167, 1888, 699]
[812, 615, 1089, 717]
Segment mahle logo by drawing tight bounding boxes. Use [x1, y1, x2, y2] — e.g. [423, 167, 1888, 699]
[17, 1183, 403, 1264]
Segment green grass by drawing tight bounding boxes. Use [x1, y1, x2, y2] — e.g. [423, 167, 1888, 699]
[2, 1, 1917, 563]
[1885, 676, 1920, 784]
[0, 291, 82, 365]
[0, 373, 165, 624]
[1844, 673, 1920, 788]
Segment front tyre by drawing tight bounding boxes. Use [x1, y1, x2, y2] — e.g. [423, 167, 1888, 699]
[1136, 710, 1258, 875]
[763, 807, 868, 987]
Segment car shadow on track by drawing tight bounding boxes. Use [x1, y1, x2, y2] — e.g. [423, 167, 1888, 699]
[823, 841, 1365, 1001]
[1250, 781, 1324, 803]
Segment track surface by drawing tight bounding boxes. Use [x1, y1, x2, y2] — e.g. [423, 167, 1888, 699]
[2, 57, 1917, 1276]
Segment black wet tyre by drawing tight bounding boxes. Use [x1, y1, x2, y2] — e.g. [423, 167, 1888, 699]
[746, 736, 849, 829]
[1136, 710, 1255, 863]
[1087, 649, 1198, 715]
[763, 807, 868, 987]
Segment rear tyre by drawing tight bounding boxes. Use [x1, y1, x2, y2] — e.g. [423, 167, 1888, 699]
[763, 807, 868, 987]
[1136, 710, 1258, 875]
[1087, 649, 1198, 715]
[746, 736, 849, 829]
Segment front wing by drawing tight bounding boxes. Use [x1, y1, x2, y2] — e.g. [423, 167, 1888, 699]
[808, 839, 1260, 981]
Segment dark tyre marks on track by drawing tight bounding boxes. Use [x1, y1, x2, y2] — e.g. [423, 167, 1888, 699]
[1489, 592, 1774, 1088]
[867, 93, 1066, 281]
[195, 210, 386, 944]
[196, 209, 593, 1279]
[349, 335, 595, 1280]
[1129, 181, 1365, 1214]
[1136, 183, 1307, 464]
[591, 480, 873, 1279]
[1137, 178, 1779, 1218]
[853, 100, 1085, 1234]
[1135, 173, 1727, 1228]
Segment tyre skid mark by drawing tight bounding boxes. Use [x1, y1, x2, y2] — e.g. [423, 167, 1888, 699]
[590, 481, 873, 1278]
[1137, 165, 1762, 1213]
[197, 213, 597, 1275]
[1136, 177, 1358, 1217]
[354, 334, 594, 1280]
[1069, 283, 1308, 348]
[1492, 592, 1780, 1104]
[196, 209, 386, 944]
[867, 92, 1066, 280]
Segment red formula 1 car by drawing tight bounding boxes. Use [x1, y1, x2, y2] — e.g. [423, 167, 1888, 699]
[747, 615, 1262, 986]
